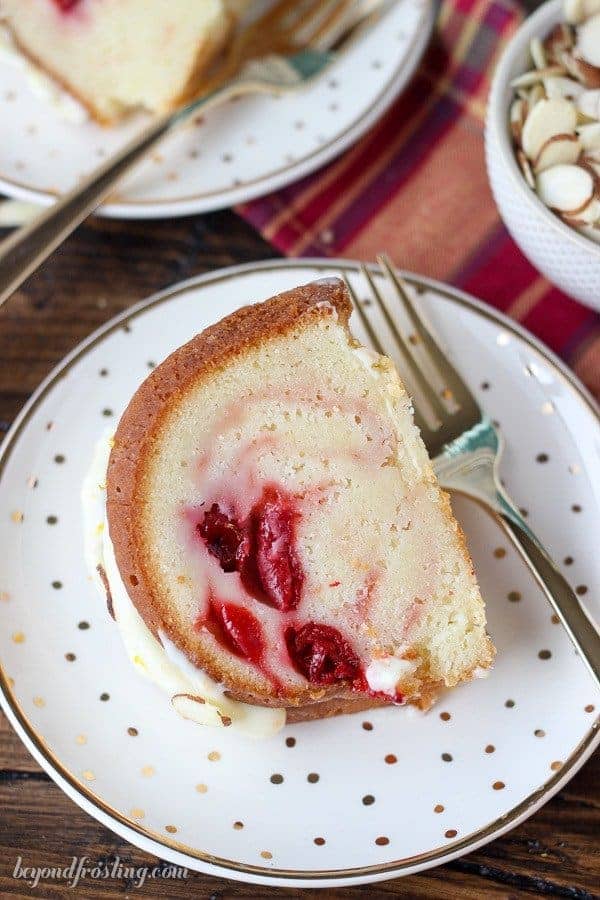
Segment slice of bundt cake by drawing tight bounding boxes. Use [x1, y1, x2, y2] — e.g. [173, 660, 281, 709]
[1, 0, 248, 123]
[102, 278, 494, 727]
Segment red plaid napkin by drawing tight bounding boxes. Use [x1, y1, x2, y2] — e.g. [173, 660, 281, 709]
[237, 0, 600, 401]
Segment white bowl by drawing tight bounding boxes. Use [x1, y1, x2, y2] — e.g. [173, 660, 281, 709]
[485, 0, 600, 311]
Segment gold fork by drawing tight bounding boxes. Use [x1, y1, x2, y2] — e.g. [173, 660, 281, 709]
[0, 0, 385, 307]
[345, 256, 600, 688]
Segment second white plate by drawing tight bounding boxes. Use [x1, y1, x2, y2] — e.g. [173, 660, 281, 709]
[0, 0, 434, 219]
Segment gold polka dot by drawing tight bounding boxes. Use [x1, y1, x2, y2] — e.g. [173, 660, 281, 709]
[75, 734, 87, 745]
[208, 751, 221, 762]
[493, 547, 506, 558]
[445, 829, 457, 839]
[439, 711, 451, 721]
[585, 704, 595, 713]
[82, 770, 95, 782]
[492, 781, 505, 790]
[314, 837, 325, 846]
[11, 510, 24, 523]
[195, 783, 208, 794]
[434, 804, 444, 813]
[362, 721, 373, 731]
[550, 760, 562, 772]
[375, 836, 389, 846]
[538, 649, 552, 660]
[127, 727, 138, 736]
[507, 591, 521, 602]
[165, 825, 177, 834]
[141, 765, 155, 777]
[260, 850, 272, 860]
[12, 631, 25, 644]
[485, 744, 495, 754]
[130, 808, 145, 819]
[551, 614, 560, 625]
[233, 821, 244, 830]
[534, 729, 546, 737]
[33, 696, 45, 708]
[384, 754, 397, 764]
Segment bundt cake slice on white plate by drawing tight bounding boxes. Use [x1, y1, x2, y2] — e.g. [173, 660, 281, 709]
[0, 0, 248, 123]
[86, 277, 494, 736]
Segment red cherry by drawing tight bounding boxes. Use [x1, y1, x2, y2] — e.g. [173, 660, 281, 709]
[52, 0, 81, 11]
[251, 486, 303, 611]
[286, 622, 360, 685]
[195, 487, 304, 611]
[210, 602, 264, 665]
[198, 504, 245, 573]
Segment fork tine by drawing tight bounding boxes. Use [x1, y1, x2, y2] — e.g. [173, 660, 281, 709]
[360, 264, 446, 423]
[292, 0, 358, 50]
[377, 254, 480, 421]
[344, 272, 437, 440]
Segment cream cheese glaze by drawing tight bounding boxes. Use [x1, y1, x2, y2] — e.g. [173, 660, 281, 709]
[81, 429, 285, 738]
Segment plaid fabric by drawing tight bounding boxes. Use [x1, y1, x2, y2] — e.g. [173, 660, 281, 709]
[237, 0, 600, 401]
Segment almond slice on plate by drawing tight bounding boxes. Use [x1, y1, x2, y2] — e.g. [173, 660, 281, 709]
[521, 98, 578, 159]
[536, 163, 595, 213]
[534, 133, 581, 171]
[578, 121, 600, 149]
[171, 692, 225, 727]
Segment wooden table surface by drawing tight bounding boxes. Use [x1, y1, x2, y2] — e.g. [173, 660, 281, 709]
[0, 211, 598, 899]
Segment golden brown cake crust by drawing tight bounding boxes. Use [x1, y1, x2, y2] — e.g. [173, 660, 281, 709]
[106, 279, 354, 709]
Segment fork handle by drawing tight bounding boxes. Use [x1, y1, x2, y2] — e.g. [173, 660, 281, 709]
[496, 508, 600, 688]
[0, 85, 234, 308]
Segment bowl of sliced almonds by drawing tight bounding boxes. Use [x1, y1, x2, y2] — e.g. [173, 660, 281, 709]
[486, 0, 600, 309]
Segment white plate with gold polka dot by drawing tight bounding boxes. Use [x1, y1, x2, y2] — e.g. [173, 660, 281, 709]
[1, 259, 599, 888]
[0, 0, 434, 220]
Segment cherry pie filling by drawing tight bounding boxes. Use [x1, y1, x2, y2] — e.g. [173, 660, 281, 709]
[191, 483, 403, 702]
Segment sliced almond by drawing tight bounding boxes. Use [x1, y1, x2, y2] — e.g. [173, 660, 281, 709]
[510, 97, 527, 144]
[564, 0, 600, 23]
[537, 163, 595, 213]
[510, 65, 566, 89]
[578, 121, 600, 149]
[530, 37, 547, 70]
[572, 57, 600, 88]
[544, 24, 574, 61]
[528, 83, 546, 108]
[517, 149, 536, 188]
[521, 97, 578, 159]
[575, 222, 600, 242]
[576, 14, 600, 68]
[577, 88, 600, 119]
[544, 75, 585, 99]
[171, 692, 224, 727]
[565, 0, 586, 24]
[563, 196, 600, 224]
[534, 133, 581, 171]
